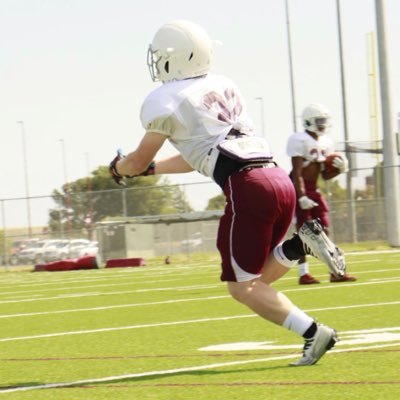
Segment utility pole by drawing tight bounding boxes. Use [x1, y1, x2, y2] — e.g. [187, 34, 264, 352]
[284, 0, 298, 132]
[336, 0, 358, 242]
[375, 0, 400, 246]
[17, 121, 33, 237]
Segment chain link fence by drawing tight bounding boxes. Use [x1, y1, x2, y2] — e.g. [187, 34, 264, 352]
[0, 171, 391, 266]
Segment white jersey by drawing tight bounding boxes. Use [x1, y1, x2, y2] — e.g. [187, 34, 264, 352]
[140, 74, 259, 178]
[286, 131, 335, 167]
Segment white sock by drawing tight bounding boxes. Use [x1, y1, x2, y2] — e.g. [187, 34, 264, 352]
[298, 262, 309, 277]
[282, 306, 314, 336]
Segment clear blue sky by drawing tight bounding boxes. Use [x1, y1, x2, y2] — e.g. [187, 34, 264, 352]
[1, 0, 399, 227]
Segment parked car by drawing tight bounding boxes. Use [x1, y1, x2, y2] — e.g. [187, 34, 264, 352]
[18, 240, 65, 265]
[58, 239, 91, 259]
[77, 241, 99, 258]
[42, 240, 70, 262]
[9, 238, 39, 265]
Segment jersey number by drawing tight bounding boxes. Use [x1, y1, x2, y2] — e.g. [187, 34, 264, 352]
[203, 89, 242, 123]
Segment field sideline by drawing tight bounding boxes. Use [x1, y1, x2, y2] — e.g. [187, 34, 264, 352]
[0, 250, 399, 399]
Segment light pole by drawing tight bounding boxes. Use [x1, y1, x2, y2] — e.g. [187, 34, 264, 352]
[336, 0, 358, 243]
[284, 0, 298, 132]
[58, 139, 68, 184]
[255, 97, 266, 137]
[84, 152, 94, 239]
[375, 0, 400, 246]
[58, 139, 71, 237]
[17, 121, 32, 237]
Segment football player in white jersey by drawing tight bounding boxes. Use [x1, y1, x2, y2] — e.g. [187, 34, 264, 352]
[109, 20, 345, 365]
[287, 103, 357, 284]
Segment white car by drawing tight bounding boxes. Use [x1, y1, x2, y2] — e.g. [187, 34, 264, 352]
[9, 238, 39, 265]
[42, 240, 70, 262]
[19, 240, 66, 265]
[59, 239, 91, 259]
[77, 241, 99, 258]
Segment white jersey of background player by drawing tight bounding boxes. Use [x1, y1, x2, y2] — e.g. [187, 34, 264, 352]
[287, 130, 334, 167]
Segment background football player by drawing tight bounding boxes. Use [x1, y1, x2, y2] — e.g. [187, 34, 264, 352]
[287, 103, 357, 284]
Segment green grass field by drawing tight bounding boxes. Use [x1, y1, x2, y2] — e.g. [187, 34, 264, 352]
[0, 250, 399, 399]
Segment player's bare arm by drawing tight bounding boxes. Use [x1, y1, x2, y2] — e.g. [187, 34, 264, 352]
[291, 156, 307, 198]
[156, 154, 195, 174]
[116, 132, 167, 176]
[291, 156, 320, 210]
[115, 131, 195, 178]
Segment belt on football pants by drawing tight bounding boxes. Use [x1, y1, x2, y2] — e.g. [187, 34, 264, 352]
[239, 161, 277, 172]
[213, 153, 277, 189]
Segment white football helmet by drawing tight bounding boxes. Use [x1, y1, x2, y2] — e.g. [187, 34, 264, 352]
[147, 20, 213, 83]
[302, 103, 331, 135]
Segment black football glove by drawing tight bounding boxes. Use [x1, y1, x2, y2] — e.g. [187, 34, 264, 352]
[109, 151, 133, 186]
[109, 150, 155, 185]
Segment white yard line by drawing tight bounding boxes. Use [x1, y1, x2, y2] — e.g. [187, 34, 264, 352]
[283, 277, 400, 293]
[1, 265, 399, 301]
[0, 265, 217, 289]
[0, 276, 399, 314]
[0, 278, 182, 296]
[0, 314, 255, 342]
[0, 295, 231, 318]
[1, 249, 398, 289]
[0, 283, 223, 305]
[1, 300, 399, 342]
[0, 342, 399, 393]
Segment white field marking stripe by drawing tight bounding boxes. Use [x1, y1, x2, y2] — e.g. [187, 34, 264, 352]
[0, 295, 231, 319]
[0, 266, 216, 287]
[6, 274, 396, 305]
[0, 314, 255, 342]
[1, 294, 41, 300]
[0, 275, 399, 306]
[342, 326, 400, 334]
[0, 265, 395, 300]
[277, 267, 400, 282]
[4, 276, 193, 297]
[1, 300, 400, 342]
[1, 287, 399, 320]
[347, 249, 400, 255]
[0, 278, 182, 296]
[0, 342, 399, 394]
[283, 277, 400, 293]
[0, 267, 220, 294]
[2, 266, 400, 304]
[1, 247, 397, 288]
[0, 267, 213, 289]
[0, 260, 398, 292]
[369, 277, 400, 282]
[0, 270, 219, 295]
[305, 301, 400, 313]
[0, 249, 397, 282]
[0, 283, 223, 305]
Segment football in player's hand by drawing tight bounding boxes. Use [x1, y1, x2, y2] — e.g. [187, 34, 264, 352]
[322, 152, 342, 180]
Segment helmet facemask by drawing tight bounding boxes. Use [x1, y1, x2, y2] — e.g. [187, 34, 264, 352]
[306, 116, 331, 136]
[147, 45, 161, 82]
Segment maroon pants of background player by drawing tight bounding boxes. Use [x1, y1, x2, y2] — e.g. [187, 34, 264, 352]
[295, 179, 329, 229]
